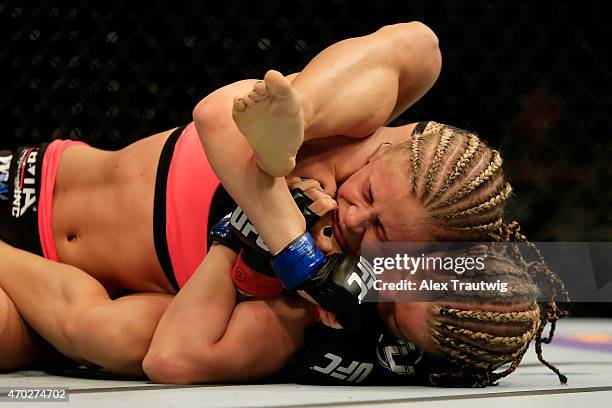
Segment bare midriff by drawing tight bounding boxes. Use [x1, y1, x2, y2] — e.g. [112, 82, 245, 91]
[52, 129, 177, 296]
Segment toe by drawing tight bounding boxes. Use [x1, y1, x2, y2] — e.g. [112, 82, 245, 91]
[248, 91, 263, 102]
[244, 93, 257, 106]
[253, 80, 269, 96]
[264, 70, 293, 98]
[233, 96, 246, 111]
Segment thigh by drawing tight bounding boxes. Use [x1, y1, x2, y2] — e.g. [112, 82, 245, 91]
[0, 285, 42, 370]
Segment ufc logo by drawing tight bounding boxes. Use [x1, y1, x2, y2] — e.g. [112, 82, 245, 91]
[312, 353, 373, 384]
[382, 339, 421, 375]
[347, 257, 377, 303]
[230, 206, 269, 252]
[11, 150, 38, 217]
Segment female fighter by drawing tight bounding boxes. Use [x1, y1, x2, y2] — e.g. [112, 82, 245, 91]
[0, 21, 445, 374]
[0, 21, 565, 386]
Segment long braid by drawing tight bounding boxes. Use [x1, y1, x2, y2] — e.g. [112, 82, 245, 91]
[393, 123, 567, 385]
[424, 227, 569, 387]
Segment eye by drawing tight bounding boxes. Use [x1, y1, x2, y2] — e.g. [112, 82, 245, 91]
[374, 219, 385, 241]
[367, 183, 374, 204]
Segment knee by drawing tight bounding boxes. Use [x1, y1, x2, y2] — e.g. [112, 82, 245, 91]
[192, 91, 229, 137]
[192, 96, 215, 129]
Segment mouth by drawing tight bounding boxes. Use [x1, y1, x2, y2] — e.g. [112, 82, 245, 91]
[331, 209, 350, 253]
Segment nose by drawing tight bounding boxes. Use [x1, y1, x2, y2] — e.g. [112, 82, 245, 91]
[345, 204, 373, 233]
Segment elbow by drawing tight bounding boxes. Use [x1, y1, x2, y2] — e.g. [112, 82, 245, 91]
[143, 350, 205, 384]
[381, 21, 439, 50]
[380, 21, 442, 77]
[63, 306, 151, 376]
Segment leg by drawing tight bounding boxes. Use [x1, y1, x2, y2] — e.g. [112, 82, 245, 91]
[231, 22, 441, 175]
[0, 286, 40, 370]
[0, 240, 171, 375]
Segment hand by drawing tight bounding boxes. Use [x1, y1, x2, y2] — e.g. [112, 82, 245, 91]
[286, 177, 340, 254]
[286, 177, 337, 216]
[298, 290, 343, 329]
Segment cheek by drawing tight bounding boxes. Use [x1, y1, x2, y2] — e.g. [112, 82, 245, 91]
[395, 302, 435, 351]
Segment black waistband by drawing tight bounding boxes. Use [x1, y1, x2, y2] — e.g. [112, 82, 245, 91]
[153, 126, 184, 291]
[0, 143, 48, 255]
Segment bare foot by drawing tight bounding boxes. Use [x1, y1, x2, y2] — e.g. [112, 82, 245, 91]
[232, 70, 304, 177]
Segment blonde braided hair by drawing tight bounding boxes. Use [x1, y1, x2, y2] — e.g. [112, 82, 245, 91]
[391, 122, 512, 240]
[423, 222, 569, 387]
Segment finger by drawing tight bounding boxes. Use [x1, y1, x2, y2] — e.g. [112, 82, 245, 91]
[292, 179, 323, 193]
[286, 177, 308, 190]
[308, 197, 338, 216]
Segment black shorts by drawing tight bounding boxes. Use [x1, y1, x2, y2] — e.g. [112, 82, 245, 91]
[0, 144, 48, 255]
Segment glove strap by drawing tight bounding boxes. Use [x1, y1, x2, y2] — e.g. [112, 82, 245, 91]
[231, 252, 284, 298]
[272, 232, 325, 289]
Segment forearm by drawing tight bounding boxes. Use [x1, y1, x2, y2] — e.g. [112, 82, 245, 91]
[144, 244, 239, 381]
[195, 89, 306, 254]
[146, 293, 313, 384]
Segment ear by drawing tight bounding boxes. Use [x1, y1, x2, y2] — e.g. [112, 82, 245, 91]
[367, 142, 394, 163]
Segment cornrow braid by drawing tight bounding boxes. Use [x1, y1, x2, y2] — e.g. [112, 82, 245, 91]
[441, 183, 513, 219]
[401, 122, 510, 240]
[423, 131, 454, 198]
[432, 321, 537, 348]
[448, 218, 504, 233]
[437, 149, 503, 209]
[430, 134, 481, 204]
[432, 304, 540, 323]
[410, 129, 424, 193]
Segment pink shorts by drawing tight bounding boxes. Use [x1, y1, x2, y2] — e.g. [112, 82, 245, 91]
[153, 123, 223, 289]
[39, 140, 88, 261]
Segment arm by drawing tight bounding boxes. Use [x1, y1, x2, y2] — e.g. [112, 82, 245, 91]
[0, 240, 171, 375]
[143, 243, 313, 384]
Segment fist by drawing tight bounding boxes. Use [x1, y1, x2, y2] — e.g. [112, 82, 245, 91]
[286, 177, 341, 255]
